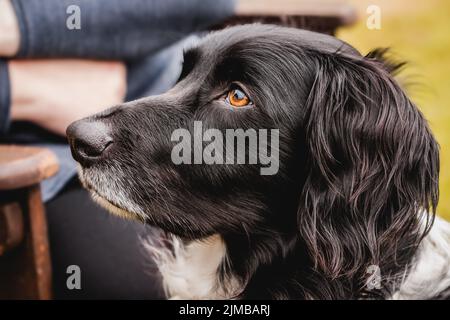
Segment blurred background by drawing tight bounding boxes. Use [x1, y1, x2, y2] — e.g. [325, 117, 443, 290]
[337, 0, 450, 220]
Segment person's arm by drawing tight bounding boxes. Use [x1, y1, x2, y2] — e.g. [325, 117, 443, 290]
[0, 0, 19, 134]
[8, 60, 127, 136]
[0, 0, 20, 57]
[2, 0, 235, 60]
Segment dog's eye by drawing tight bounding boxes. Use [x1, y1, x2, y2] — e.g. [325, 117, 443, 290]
[226, 88, 252, 108]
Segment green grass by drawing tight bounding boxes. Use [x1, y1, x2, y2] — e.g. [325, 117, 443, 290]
[337, 0, 450, 220]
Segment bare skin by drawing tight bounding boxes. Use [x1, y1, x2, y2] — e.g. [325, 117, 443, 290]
[0, 0, 20, 57]
[9, 60, 127, 136]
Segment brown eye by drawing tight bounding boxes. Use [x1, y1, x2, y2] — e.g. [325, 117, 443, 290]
[226, 88, 252, 107]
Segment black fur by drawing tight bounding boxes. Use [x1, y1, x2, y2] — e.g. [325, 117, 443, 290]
[67, 25, 439, 299]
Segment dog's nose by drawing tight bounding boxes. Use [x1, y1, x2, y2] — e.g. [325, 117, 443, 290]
[66, 120, 113, 166]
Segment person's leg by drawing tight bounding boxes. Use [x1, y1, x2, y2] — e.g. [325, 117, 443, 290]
[45, 178, 165, 299]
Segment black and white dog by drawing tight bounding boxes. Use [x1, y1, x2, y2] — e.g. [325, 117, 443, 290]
[67, 25, 450, 299]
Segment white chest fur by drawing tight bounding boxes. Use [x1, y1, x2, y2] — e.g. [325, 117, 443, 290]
[144, 234, 240, 299]
[394, 216, 450, 299]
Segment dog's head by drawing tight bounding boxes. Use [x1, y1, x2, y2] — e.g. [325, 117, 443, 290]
[67, 25, 439, 295]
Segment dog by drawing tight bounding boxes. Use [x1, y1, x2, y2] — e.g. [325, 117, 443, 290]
[66, 24, 450, 299]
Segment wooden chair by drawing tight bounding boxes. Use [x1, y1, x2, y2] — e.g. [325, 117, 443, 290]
[0, 145, 58, 299]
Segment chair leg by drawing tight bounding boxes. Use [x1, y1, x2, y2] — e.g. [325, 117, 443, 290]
[0, 185, 52, 299]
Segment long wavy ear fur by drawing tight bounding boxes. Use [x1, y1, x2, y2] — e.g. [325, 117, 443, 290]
[298, 49, 439, 298]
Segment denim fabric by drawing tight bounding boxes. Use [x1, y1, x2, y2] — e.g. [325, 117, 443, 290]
[0, 59, 10, 134]
[11, 0, 234, 59]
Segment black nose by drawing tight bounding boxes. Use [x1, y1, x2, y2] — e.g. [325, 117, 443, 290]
[66, 120, 113, 166]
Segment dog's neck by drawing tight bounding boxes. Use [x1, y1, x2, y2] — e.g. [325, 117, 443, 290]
[145, 216, 450, 300]
[145, 233, 240, 299]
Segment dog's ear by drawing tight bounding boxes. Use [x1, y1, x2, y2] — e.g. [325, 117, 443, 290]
[298, 49, 439, 286]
